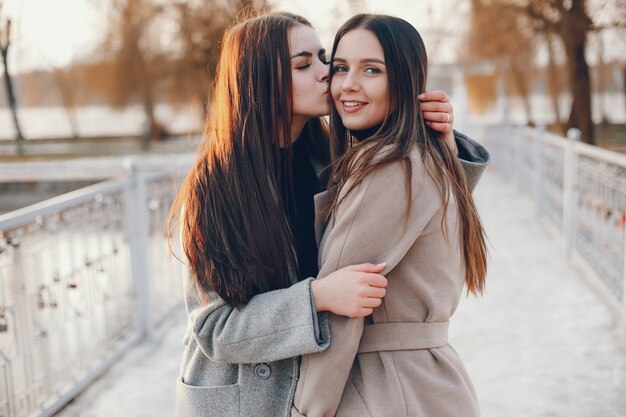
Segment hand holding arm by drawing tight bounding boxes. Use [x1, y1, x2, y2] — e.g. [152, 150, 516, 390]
[312, 263, 387, 317]
[419, 90, 491, 191]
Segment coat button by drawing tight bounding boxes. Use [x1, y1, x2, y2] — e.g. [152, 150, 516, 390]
[254, 363, 271, 380]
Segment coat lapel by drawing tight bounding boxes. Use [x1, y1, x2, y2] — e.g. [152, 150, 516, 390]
[313, 187, 335, 248]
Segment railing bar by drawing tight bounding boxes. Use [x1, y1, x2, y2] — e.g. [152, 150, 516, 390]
[0, 180, 127, 231]
[575, 142, 626, 168]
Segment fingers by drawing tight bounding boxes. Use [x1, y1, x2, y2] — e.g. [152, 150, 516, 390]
[420, 101, 452, 114]
[361, 273, 388, 288]
[366, 286, 386, 299]
[426, 121, 453, 133]
[418, 90, 449, 102]
[423, 111, 453, 124]
[351, 307, 374, 318]
[362, 297, 382, 308]
[344, 262, 386, 273]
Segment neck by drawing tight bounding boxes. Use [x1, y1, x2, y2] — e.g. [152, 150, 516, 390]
[287, 116, 308, 148]
[350, 123, 383, 142]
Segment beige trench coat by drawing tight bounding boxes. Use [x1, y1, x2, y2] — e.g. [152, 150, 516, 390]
[292, 145, 480, 417]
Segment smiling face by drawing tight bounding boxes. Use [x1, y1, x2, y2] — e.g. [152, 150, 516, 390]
[289, 24, 330, 133]
[330, 28, 389, 131]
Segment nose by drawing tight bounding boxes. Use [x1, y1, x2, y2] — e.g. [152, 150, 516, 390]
[341, 70, 359, 93]
[318, 60, 329, 83]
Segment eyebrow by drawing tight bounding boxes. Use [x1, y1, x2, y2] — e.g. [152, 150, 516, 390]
[291, 48, 326, 59]
[333, 57, 386, 65]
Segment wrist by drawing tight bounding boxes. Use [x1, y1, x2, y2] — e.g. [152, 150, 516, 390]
[310, 280, 327, 313]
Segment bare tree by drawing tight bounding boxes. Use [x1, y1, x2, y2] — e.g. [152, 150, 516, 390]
[467, 0, 537, 125]
[592, 33, 610, 125]
[49, 64, 80, 139]
[101, 0, 167, 147]
[96, 0, 269, 143]
[0, 1, 24, 146]
[524, 0, 595, 142]
[469, 0, 626, 144]
[169, 0, 269, 120]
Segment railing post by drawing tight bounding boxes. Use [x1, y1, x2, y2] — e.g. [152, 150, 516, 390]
[563, 128, 581, 257]
[123, 159, 154, 341]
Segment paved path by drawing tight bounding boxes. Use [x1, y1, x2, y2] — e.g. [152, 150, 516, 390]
[55, 170, 626, 417]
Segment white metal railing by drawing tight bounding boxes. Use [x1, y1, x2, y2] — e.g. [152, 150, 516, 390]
[472, 122, 626, 331]
[0, 162, 188, 417]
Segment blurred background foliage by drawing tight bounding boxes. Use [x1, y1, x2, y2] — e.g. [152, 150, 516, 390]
[0, 0, 624, 147]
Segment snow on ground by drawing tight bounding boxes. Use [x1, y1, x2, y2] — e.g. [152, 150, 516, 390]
[451, 171, 626, 417]
[54, 169, 626, 417]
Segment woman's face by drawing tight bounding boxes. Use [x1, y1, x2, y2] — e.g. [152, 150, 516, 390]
[330, 29, 389, 131]
[289, 25, 330, 123]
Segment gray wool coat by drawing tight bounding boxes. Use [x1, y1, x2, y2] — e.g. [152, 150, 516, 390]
[175, 131, 490, 417]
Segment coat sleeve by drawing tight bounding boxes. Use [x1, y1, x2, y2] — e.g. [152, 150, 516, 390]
[292, 155, 442, 417]
[184, 270, 331, 364]
[454, 130, 491, 192]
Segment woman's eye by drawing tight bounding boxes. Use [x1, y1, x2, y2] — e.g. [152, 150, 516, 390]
[296, 63, 312, 70]
[333, 65, 348, 73]
[365, 67, 381, 74]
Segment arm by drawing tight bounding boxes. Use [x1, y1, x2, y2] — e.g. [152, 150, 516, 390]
[184, 271, 331, 364]
[454, 129, 491, 191]
[183, 260, 386, 364]
[292, 153, 441, 417]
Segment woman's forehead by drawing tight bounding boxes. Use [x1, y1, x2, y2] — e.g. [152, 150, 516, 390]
[288, 25, 323, 54]
[335, 29, 383, 59]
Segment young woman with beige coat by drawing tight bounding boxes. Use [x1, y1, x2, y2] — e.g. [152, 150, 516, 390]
[292, 14, 488, 417]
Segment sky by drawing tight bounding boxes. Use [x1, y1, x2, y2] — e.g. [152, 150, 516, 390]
[1, 0, 469, 73]
[3, 0, 106, 71]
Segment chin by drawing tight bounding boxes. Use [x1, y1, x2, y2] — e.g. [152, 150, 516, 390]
[342, 120, 367, 131]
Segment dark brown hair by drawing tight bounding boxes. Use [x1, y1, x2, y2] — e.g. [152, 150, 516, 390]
[167, 12, 328, 307]
[327, 14, 487, 295]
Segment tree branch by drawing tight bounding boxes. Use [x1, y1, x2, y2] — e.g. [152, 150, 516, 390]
[504, 2, 559, 31]
[591, 22, 626, 30]
[548, 0, 566, 13]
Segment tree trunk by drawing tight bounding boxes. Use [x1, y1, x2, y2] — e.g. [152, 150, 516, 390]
[595, 35, 609, 125]
[53, 68, 80, 139]
[511, 66, 534, 126]
[559, 0, 594, 144]
[137, 49, 157, 147]
[545, 32, 565, 133]
[1, 47, 25, 145]
[128, 16, 164, 147]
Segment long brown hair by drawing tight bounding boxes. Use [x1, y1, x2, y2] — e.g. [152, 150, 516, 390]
[327, 14, 487, 295]
[167, 12, 328, 307]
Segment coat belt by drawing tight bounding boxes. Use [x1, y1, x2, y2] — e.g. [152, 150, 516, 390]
[357, 321, 449, 353]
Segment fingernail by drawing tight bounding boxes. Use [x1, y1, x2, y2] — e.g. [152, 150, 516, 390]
[376, 262, 386, 268]
[418, 94, 425, 99]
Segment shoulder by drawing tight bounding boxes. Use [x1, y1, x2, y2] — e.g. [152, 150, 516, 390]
[352, 144, 427, 200]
